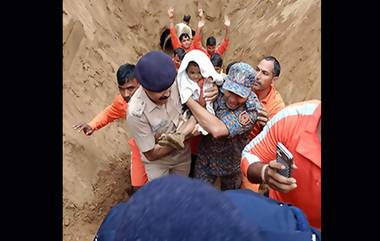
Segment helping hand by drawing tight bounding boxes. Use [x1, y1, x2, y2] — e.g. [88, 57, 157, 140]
[73, 123, 94, 136]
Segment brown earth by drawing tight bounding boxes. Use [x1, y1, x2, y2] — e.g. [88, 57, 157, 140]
[63, 0, 320, 240]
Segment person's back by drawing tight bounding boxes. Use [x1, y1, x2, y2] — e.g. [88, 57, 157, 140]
[241, 100, 321, 229]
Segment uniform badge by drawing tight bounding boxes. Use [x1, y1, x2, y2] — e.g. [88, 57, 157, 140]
[239, 111, 251, 126]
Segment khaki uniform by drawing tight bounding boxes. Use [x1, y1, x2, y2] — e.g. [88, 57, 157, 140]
[126, 82, 191, 181]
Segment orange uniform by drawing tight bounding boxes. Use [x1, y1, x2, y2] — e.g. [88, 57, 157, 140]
[240, 100, 321, 229]
[199, 38, 230, 58]
[88, 95, 148, 187]
[241, 85, 285, 191]
[170, 26, 205, 53]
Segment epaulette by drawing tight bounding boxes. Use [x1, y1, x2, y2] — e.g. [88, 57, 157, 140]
[131, 100, 146, 118]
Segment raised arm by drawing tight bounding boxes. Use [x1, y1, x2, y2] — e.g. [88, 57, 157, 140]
[168, 7, 181, 50]
[216, 15, 230, 56]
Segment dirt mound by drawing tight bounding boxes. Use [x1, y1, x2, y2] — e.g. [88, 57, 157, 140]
[63, 0, 320, 240]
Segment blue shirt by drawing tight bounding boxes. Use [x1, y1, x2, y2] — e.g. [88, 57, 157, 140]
[196, 91, 261, 176]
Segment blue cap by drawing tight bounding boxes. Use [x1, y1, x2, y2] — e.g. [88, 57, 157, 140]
[222, 62, 256, 98]
[135, 51, 177, 92]
[94, 175, 262, 241]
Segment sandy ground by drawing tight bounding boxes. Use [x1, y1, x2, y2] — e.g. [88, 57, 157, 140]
[63, 0, 320, 240]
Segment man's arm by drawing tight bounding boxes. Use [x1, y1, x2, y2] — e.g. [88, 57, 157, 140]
[88, 97, 126, 130]
[168, 7, 181, 50]
[215, 15, 230, 56]
[241, 111, 297, 193]
[192, 8, 206, 50]
[143, 144, 175, 162]
[126, 109, 176, 162]
[185, 98, 229, 138]
[73, 95, 126, 135]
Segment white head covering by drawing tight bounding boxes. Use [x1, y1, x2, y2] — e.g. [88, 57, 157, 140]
[176, 49, 224, 105]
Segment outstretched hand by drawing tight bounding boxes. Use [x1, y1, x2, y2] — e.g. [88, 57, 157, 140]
[224, 15, 230, 27]
[198, 19, 205, 29]
[73, 123, 94, 136]
[168, 7, 174, 19]
[198, 8, 204, 18]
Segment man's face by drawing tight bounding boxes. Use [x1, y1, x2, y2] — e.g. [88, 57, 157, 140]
[253, 59, 277, 93]
[173, 55, 181, 68]
[144, 86, 172, 106]
[118, 78, 140, 102]
[223, 90, 248, 110]
[206, 45, 216, 55]
[181, 37, 191, 49]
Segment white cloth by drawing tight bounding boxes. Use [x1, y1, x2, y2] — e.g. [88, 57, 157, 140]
[176, 49, 224, 135]
[177, 49, 224, 106]
[175, 23, 192, 39]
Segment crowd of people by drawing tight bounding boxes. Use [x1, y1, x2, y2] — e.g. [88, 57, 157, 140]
[73, 6, 321, 240]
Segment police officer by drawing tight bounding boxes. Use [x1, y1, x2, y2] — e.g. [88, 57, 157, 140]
[126, 51, 192, 181]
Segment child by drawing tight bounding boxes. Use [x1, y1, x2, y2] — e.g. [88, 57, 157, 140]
[158, 49, 223, 149]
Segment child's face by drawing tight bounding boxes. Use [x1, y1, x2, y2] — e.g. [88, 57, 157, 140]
[186, 63, 202, 82]
[214, 66, 222, 74]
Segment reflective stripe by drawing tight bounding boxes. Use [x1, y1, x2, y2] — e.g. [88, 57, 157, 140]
[245, 152, 261, 164]
[242, 102, 319, 163]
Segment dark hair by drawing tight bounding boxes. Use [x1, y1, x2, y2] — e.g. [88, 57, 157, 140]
[206, 36, 216, 46]
[186, 61, 199, 71]
[179, 33, 191, 42]
[261, 56, 281, 77]
[173, 48, 186, 61]
[183, 15, 191, 23]
[226, 61, 240, 74]
[210, 53, 223, 68]
[116, 64, 135, 86]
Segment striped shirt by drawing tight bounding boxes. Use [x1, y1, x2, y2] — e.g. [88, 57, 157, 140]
[241, 100, 321, 229]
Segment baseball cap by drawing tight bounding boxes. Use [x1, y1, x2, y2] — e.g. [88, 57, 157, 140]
[222, 62, 256, 98]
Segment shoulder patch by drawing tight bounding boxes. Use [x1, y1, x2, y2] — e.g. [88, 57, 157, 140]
[239, 111, 252, 126]
[131, 101, 146, 117]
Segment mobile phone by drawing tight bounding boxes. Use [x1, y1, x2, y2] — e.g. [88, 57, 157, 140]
[276, 142, 293, 178]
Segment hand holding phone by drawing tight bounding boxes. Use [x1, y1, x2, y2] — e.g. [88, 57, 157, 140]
[276, 142, 293, 178]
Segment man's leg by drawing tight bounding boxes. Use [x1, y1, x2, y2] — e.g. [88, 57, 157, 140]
[220, 172, 242, 191]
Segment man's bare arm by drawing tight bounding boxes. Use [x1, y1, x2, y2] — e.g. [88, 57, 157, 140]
[185, 98, 228, 138]
[143, 144, 175, 161]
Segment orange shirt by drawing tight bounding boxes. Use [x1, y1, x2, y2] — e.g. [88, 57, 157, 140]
[87, 94, 148, 187]
[200, 38, 230, 58]
[248, 85, 285, 140]
[170, 26, 205, 54]
[88, 95, 127, 130]
[241, 85, 285, 191]
[241, 100, 321, 229]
